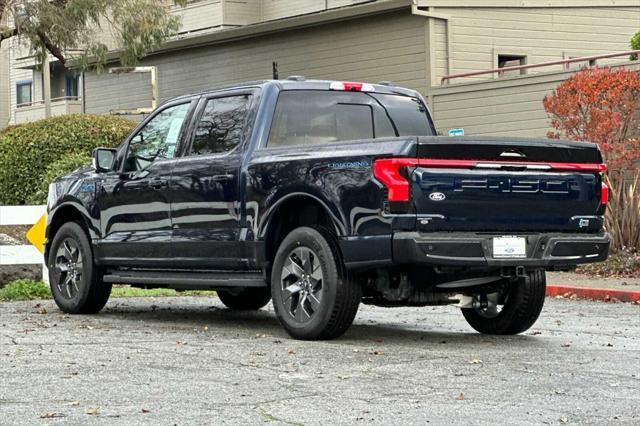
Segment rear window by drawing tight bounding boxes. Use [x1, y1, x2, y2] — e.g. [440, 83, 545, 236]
[267, 90, 433, 147]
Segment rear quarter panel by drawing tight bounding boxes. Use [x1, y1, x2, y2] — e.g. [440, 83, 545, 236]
[245, 138, 417, 239]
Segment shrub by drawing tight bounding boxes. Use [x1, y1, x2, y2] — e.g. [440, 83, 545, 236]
[543, 67, 640, 169]
[30, 152, 92, 204]
[0, 114, 135, 205]
[604, 171, 640, 253]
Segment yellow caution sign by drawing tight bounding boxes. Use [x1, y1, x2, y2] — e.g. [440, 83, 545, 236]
[26, 214, 47, 254]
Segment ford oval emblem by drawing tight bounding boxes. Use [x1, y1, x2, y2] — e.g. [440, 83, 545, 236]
[429, 192, 446, 201]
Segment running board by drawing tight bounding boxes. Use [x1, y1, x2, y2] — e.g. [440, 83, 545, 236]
[102, 269, 266, 290]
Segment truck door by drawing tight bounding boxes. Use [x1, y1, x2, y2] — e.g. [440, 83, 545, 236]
[170, 92, 253, 269]
[96, 101, 195, 267]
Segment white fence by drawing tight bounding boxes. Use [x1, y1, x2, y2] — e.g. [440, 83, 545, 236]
[0, 205, 46, 266]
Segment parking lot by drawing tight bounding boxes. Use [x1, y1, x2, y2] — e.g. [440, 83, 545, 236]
[1, 296, 639, 425]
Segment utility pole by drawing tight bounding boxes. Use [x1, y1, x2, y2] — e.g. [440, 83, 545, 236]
[43, 55, 51, 118]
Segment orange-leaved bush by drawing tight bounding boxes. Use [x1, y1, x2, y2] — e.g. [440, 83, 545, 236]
[543, 67, 640, 169]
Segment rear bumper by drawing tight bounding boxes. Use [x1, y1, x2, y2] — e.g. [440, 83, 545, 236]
[393, 231, 609, 269]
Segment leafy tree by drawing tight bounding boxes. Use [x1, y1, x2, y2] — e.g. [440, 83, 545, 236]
[0, 0, 185, 70]
[543, 67, 640, 169]
[631, 29, 640, 61]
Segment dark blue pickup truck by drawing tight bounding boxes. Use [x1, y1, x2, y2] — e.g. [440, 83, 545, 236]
[44, 78, 609, 340]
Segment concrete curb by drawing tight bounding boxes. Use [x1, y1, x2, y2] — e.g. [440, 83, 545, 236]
[547, 285, 640, 303]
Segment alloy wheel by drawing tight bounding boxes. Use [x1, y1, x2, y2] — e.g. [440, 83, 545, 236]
[54, 238, 83, 300]
[280, 246, 324, 323]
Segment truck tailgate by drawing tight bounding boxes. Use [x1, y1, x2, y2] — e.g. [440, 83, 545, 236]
[411, 137, 605, 232]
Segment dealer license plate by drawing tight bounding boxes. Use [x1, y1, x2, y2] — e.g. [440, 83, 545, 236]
[493, 236, 526, 258]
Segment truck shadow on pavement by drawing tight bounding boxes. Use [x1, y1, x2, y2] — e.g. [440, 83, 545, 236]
[99, 299, 536, 345]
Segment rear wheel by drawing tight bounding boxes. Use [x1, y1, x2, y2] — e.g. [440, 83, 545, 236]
[270, 226, 361, 340]
[48, 222, 111, 314]
[217, 288, 271, 310]
[461, 270, 546, 335]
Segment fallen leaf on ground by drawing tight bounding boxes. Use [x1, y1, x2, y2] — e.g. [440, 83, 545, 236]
[68, 401, 80, 406]
[456, 393, 465, 400]
[40, 412, 65, 418]
[287, 348, 297, 355]
[469, 359, 483, 364]
[142, 408, 150, 413]
[86, 407, 101, 416]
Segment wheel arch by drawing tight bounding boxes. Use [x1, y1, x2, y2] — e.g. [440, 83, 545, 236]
[45, 203, 94, 262]
[260, 193, 345, 267]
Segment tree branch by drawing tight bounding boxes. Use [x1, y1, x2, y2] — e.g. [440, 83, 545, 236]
[36, 30, 66, 65]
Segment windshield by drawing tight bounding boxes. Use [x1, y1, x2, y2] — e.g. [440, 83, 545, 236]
[267, 90, 434, 147]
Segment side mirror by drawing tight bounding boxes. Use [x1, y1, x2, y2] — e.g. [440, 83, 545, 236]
[92, 148, 117, 173]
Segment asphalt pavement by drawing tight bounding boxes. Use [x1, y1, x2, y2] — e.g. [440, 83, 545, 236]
[1, 296, 639, 425]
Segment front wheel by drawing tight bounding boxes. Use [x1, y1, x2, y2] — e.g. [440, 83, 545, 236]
[270, 227, 361, 340]
[461, 270, 546, 335]
[48, 222, 112, 314]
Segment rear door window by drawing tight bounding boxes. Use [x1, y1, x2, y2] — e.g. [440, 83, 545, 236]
[189, 95, 250, 156]
[267, 90, 432, 148]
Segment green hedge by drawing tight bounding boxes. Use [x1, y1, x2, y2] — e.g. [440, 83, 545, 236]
[0, 114, 135, 205]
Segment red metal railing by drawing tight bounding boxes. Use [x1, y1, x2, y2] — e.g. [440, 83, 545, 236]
[441, 50, 640, 85]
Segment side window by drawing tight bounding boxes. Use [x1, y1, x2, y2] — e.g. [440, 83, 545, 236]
[124, 102, 191, 172]
[190, 95, 250, 156]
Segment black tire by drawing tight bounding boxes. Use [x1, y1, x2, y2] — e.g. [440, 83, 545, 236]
[461, 270, 546, 335]
[270, 226, 361, 340]
[217, 288, 271, 310]
[48, 222, 112, 314]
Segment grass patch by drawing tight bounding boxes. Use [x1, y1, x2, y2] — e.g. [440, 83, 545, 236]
[0, 280, 213, 301]
[111, 286, 213, 298]
[0, 279, 51, 301]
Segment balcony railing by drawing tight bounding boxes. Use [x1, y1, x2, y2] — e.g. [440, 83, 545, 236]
[441, 50, 640, 85]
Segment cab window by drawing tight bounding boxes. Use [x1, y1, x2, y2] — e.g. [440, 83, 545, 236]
[190, 95, 250, 156]
[123, 102, 191, 172]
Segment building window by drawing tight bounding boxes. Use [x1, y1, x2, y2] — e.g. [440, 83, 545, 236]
[16, 80, 32, 106]
[65, 74, 79, 98]
[497, 54, 528, 76]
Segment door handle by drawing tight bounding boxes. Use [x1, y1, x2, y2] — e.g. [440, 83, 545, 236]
[148, 178, 168, 189]
[211, 174, 234, 182]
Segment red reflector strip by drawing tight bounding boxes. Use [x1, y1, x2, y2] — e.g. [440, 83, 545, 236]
[601, 182, 609, 204]
[411, 159, 607, 173]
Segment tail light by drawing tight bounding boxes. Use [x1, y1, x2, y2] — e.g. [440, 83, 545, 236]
[329, 81, 376, 92]
[600, 182, 609, 205]
[373, 158, 413, 202]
